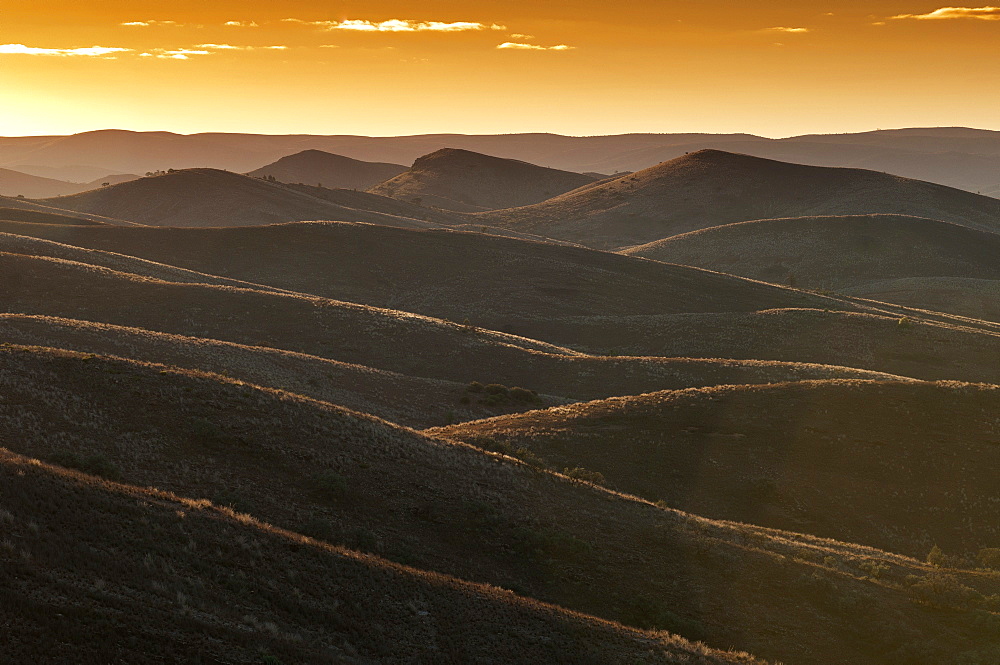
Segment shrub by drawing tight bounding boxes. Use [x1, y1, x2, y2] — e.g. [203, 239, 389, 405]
[563, 467, 607, 485]
[509, 387, 541, 403]
[927, 545, 948, 567]
[484, 383, 508, 396]
[859, 559, 891, 579]
[908, 571, 982, 609]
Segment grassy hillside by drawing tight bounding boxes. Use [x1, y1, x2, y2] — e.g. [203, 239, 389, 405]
[0, 450, 761, 664]
[476, 150, 1000, 249]
[430, 379, 1000, 557]
[37, 169, 447, 228]
[3, 345, 1000, 664]
[246, 149, 407, 190]
[370, 148, 597, 211]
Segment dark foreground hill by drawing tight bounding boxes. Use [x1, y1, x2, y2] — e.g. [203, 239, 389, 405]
[369, 148, 597, 211]
[35, 169, 449, 228]
[2, 344, 999, 665]
[0, 448, 761, 665]
[476, 150, 1000, 249]
[431, 379, 1000, 558]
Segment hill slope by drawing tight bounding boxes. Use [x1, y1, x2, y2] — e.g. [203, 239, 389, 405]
[477, 150, 1000, 249]
[624, 214, 1000, 293]
[0, 220, 859, 330]
[36, 168, 451, 228]
[247, 149, 407, 189]
[369, 148, 597, 211]
[431, 379, 1000, 558]
[0, 252, 906, 408]
[3, 344, 999, 665]
[0, 448, 758, 665]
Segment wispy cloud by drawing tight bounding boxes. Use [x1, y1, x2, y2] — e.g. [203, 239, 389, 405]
[147, 48, 212, 60]
[497, 42, 574, 51]
[223, 20, 259, 27]
[121, 20, 181, 27]
[196, 43, 288, 51]
[0, 43, 131, 56]
[765, 26, 810, 33]
[509, 33, 534, 39]
[891, 5, 1000, 19]
[282, 18, 506, 32]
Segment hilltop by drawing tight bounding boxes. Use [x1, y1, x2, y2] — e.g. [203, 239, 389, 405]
[246, 149, 407, 190]
[36, 168, 450, 228]
[369, 148, 597, 211]
[6, 128, 1000, 192]
[477, 150, 1000, 249]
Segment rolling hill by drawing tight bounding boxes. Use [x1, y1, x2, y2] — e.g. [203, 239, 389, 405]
[369, 148, 597, 212]
[0, 447, 759, 665]
[3, 343, 998, 665]
[6, 127, 1000, 193]
[430, 379, 1000, 558]
[0, 251, 906, 410]
[623, 214, 1000, 290]
[476, 150, 1000, 249]
[247, 149, 407, 189]
[35, 168, 452, 228]
[0, 220, 857, 330]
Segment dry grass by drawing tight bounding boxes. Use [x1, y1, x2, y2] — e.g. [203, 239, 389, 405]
[430, 378, 1000, 557]
[475, 150, 1000, 249]
[0, 345, 999, 664]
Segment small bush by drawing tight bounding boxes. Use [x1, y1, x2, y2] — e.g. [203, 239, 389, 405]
[927, 545, 948, 567]
[466, 381, 484, 393]
[484, 383, 508, 396]
[509, 387, 541, 403]
[563, 467, 607, 485]
[859, 559, 891, 579]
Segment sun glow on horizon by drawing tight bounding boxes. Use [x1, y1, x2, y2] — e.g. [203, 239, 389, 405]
[1, 2, 998, 137]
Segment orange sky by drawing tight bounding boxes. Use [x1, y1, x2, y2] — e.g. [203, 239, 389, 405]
[1, 1, 998, 137]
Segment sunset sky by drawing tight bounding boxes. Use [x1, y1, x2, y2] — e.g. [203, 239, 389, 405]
[1, 1, 998, 137]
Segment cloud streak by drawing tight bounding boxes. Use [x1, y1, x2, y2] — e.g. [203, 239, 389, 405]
[766, 26, 810, 33]
[121, 20, 181, 27]
[891, 5, 1000, 19]
[196, 44, 288, 51]
[223, 21, 259, 27]
[283, 18, 506, 32]
[497, 42, 574, 51]
[0, 43, 131, 56]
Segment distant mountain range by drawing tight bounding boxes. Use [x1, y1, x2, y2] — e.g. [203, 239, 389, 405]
[1, 127, 998, 195]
